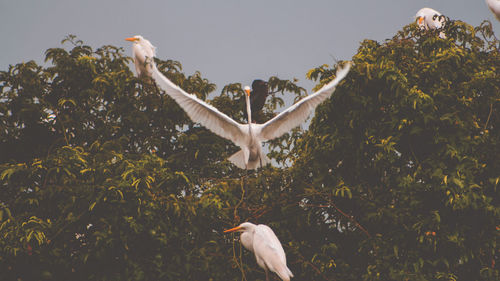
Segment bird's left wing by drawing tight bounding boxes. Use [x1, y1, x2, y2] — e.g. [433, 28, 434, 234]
[257, 62, 351, 141]
[152, 66, 247, 145]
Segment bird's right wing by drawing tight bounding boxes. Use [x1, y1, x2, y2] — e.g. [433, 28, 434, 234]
[253, 225, 293, 279]
[254, 225, 287, 262]
[152, 66, 247, 145]
[257, 62, 351, 141]
[143, 40, 156, 58]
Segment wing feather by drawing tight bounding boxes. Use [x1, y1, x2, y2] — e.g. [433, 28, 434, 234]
[257, 62, 351, 141]
[152, 66, 247, 145]
[253, 225, 287, 266]
[253, 225, 293, 280]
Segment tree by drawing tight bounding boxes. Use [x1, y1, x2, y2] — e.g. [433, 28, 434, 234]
[293, 20, 500, 280]
[0, 19, 499, 281]
[0, 34, 303, 280]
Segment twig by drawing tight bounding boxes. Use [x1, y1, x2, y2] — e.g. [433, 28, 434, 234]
[233, 174, 246, 223]
[55, 110, 70, 146]
[294, 250, 335, 281]
[409, 140, 419, 166]
[231, 234, 247, 281]
[250, 208, 270, 220]
[239, 241, 247, 281]
[302, 202, 371, 238]
[328, 201, 371, 238]
[484, 103, 493, 130]
[49, 210, 87, 245]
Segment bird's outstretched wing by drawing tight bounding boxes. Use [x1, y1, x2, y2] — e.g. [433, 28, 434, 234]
[257, 62, 351, 141]
[152, 66, 247, 145]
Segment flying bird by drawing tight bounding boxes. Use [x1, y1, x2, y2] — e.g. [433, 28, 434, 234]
[151, 60, 351, 169]
[486, 0, 500, 21]
[249, 79, 270, 123]
[125, 35, 156, 78]
[224, 222, 294, 281]
[415, 8, 446, 39]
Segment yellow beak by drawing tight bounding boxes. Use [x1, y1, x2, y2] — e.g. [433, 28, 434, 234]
[224, 226, 243, 233]
[244, 89, 251, 96]
[125, 37, 138, 42]
[418, 17, 424, 25]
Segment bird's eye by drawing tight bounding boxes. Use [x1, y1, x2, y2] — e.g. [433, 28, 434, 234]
[433, 15, 438, 20]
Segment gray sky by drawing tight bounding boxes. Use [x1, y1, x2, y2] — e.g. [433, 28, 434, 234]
[1, 0, 498, 92]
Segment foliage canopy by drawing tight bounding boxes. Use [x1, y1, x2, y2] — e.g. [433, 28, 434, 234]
[0, 21, 499, 280]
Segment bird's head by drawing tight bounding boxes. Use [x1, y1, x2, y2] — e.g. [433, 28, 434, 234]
[415, 11, 427, 29]
[224, 222, 255, 233]
[125, 35, 144, 43]
[125, 35, 156, 56]
[416, 16, 425, 27]
[244, 86, 251, 97]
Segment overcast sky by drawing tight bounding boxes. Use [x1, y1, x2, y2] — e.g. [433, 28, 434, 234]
[1, 0, 498, 92]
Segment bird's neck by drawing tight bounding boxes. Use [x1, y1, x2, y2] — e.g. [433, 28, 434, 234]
[246, 94, 252, 124]
[240, 232, 254, 252]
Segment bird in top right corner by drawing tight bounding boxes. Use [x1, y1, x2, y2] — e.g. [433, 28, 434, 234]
[415, 8, 446, 39]
[486, 0, 500, 21]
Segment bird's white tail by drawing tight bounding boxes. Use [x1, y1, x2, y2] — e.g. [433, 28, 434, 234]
[275, 266, 294, 281]
[228, 150, 270, 170]
[228, 150, 247, 169]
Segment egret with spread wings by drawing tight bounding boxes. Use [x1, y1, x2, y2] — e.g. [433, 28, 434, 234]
[152, 53, 351, 169]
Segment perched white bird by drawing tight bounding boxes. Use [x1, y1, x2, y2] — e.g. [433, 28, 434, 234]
[415, 8, 446, 39]
[125, 35, 156, 78]
[486, 0, 500, 21]
[224, 222, 294, 281]
[151, 60, 351, 169]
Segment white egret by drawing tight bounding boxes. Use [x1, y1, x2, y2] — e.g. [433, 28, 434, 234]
[224, 222, 294, 281]
[486, 0, 500, 21]
[125, 35, 156, 78]
[151, 60, 351, 169]
[415, 8, 446, 39]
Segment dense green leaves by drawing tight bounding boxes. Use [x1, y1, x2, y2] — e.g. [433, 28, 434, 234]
[1, 20, 499, 281]
[295, 20, 499, 280]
